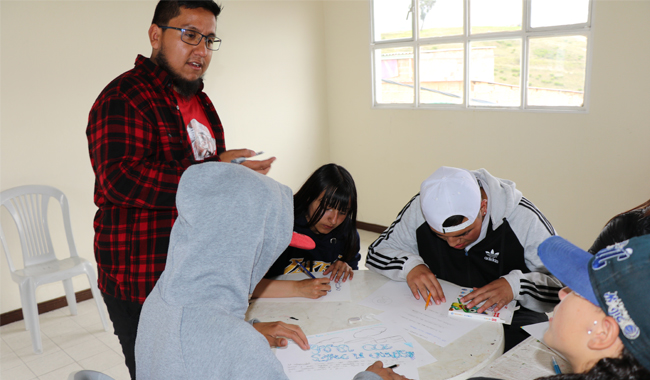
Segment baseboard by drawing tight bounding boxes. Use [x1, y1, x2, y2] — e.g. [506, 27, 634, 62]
[357, 221, 387, 234]
[0, 222, 386, 327]
[0, 289, 94, 326]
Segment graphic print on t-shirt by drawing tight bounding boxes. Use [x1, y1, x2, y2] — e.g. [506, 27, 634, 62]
[187, 119, 216, 161]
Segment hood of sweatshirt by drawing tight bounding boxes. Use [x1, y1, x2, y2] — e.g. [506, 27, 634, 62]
[471, 168, 522, 230]
[156, 162, 293, 318]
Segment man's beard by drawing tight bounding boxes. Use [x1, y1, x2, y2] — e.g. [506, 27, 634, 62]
[156, 48, 203, 99]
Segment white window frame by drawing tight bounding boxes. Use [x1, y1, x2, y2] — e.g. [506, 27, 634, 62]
[370, 0, 595, 112]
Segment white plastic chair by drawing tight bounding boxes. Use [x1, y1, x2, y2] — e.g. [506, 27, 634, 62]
[68, 370, 116, 380]
[0, 185, 109, 354]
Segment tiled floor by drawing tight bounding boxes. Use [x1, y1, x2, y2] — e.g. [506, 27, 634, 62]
[0, 230, 381, 380]
[1, 300, 130, 380]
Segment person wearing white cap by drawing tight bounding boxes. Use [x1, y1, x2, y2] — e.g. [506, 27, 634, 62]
[366, 166, 563, 351]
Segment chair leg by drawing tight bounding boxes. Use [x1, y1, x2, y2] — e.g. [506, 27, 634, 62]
[62, 278, 78, 316]
[84, 266, 110, 331]
[19, 288, 32, 332]
[19, 280, 43, 354]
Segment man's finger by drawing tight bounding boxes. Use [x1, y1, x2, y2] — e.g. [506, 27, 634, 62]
[427, 279, 446, 305]
[465, 291, 489, 309]
[408, 282, 422, 300]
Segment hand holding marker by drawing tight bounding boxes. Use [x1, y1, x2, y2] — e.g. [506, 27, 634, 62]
[296, 261, 316, 279]
[552, 357, 562, 374]
[231, 151, 264, 164]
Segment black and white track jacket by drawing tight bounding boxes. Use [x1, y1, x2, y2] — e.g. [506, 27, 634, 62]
[366, 169, 562, 313]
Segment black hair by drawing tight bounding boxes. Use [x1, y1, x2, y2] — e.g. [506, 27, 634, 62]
[152, 0, 222, 26]
[442, 215, 466, 229]
[537, 347, 650, 380]
[605, 198, 650, 226]
[294, 164, 358, 263]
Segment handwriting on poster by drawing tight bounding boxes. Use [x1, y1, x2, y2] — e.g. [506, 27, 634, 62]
[310, 343, 415, 362]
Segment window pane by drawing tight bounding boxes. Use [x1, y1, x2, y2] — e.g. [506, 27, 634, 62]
[470, 0, 522, 34]
[373, 0, 413, 41]
[531, 0, 589, 28]
[469, 39, 521, 106]
[420, 44, 464, 104]
[527, 36, 587, 107]
[374, 47, 415, 104]
[420, 0, 463, 38]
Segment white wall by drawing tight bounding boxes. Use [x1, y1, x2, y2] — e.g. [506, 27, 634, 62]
[323, 0, 650, 248]
[0, 0, 329, 314]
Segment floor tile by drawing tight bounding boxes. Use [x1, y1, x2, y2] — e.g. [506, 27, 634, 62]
[77, 349, 125, 373]
[23, 349, 74, 376]
[1, 350, 23, 371]
[104, 362, 131, 380]
[94, 331, 123, 355]
[39, 317, 84, 339]
[71, 304, 109, 329]
[63, 336, 111, 362]
[1, 360, 38, 380]
[49, 329, 96, 351]
[14, 336, 60, 362]
[2, 326, 40, 352]
[1, 338, 14, 355]
[37, 362, 82, 380]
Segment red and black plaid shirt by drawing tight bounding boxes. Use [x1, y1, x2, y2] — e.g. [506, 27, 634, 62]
[86, 55, 225, 303]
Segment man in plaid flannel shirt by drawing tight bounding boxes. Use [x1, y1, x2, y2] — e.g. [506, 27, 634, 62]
[86, 1, 275, 378]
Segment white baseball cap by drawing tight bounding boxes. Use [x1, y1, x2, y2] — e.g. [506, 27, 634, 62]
[420, 167, 481, 233]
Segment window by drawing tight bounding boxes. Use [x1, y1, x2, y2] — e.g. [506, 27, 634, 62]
[371, 0, 593, 111]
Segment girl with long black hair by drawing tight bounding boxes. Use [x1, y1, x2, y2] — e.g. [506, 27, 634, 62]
[253, 163, 360, 299]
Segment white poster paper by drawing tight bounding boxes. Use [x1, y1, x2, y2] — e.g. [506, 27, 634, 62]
[359, 280, 484, 347]
[275, 322, 436, 380]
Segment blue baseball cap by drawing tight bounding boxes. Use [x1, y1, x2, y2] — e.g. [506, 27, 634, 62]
[538, 235, 650, 371]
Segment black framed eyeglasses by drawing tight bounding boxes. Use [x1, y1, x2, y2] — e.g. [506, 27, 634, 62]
[158, 25, 221, 51]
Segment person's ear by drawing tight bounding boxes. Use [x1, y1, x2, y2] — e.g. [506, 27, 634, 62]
[587, 316, 620, 351]
[149, 24, 162, 50]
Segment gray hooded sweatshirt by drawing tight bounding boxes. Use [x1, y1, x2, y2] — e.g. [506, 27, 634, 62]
[135, 163, 381, 380]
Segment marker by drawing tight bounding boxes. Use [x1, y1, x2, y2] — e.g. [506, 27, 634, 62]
[231, 151, 264, 164]
[388, 364, 399, 369]
[425, 292, 433, 310]
[296, 261, 316, 279]
[552, 357, 561, 374]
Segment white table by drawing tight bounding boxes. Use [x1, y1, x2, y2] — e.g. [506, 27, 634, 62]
[246, 270, 504, 379]
[472, 336, 572, 379]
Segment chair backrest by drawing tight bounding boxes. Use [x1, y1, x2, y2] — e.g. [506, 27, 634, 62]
[0, 185, 79, 271]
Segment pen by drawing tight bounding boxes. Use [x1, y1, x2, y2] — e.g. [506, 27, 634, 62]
[388, 364, 399, 369]
[231, 151, 264, 164]
[425, 292, 432, 310]
[552, 357, 561, 374]
[296, 261, 316, 279]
